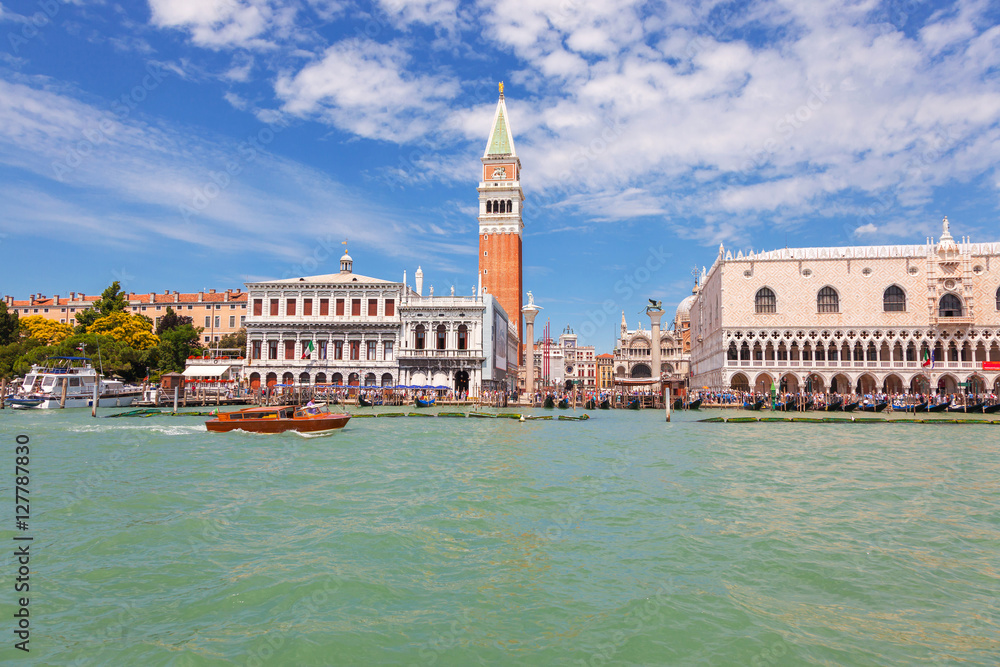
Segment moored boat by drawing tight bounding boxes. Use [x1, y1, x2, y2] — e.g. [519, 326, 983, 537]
[841, 401, 860, 412]
[948, 402, 985, 413]
[414, 397, 436, 408]
[984, 403, 1000, 414]
[557, 398, 569, 409]
[358, 395, 373, 407]
[819, 398, 842, 412]
[628, 398, 641, 410]
[12, 357, 141, 409]
[205, 404, 350, 434]
[859, 401, 888, 413]
[925, 401, 951, 413]
[599, 399, 610, 410]
[585, 399, 596, 410]
[687, 399, 702, 410]
[543, 395, 555, 409]
[743, 399, 764, 411]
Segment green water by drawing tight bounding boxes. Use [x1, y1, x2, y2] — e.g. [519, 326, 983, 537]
[1, 407, 998, 665]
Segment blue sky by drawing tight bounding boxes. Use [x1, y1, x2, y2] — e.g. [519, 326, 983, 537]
[1, 0, 998, 350]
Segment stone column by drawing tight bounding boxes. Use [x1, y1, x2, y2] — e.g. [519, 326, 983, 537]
[522, 301, 542, 401]
[648, 308, 664, 402]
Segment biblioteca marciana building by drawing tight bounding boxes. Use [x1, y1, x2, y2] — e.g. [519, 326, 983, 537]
[690, 218, 1000, 396]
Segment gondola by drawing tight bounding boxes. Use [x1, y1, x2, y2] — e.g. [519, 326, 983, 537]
[599, 399, 611, 410]
[557, 398, 569, 409]
[358, 395, 373, 407]
[893, 401, 927, 412]
[743, 399, 764, 411]
[840, 401, 860, 412]
[687, 399, 702, 410]
[859, 401, 888, 413]
[819, 398, 843, 412]
[925, 401, 950, 413]
[585, 399, 596, 410]
[543, 395, 555, 409]
[673, 398, 683, 410]
[414, 397, 435, 408]
[947, 402, 984, 413]
[628, 398, 641, 410]
[983, 403, 1000, 413]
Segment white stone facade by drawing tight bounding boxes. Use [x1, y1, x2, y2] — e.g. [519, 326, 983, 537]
[243, 254, 402, 389]
[398, 292, 486, 393]
[690, 219, 1000, 395]
[614, 311, 689, 382]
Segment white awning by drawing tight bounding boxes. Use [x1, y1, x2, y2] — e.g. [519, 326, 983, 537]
[182, 365, 228, 377]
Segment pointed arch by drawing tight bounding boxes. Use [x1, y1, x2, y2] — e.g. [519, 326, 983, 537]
[939, 293, 963, 317]
[755, 287, 776, 313]
[486, 200, 492, 213]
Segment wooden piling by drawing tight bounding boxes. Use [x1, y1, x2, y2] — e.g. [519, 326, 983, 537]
[60, 377, 68, 409]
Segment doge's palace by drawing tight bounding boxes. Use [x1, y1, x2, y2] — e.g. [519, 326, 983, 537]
[690, 218, 1000, 396]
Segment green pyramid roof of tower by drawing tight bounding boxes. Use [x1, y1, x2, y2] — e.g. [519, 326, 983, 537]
[487, 108, 511, 155]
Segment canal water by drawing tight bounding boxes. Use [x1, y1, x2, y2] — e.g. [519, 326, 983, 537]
[1, 407, 998, 665]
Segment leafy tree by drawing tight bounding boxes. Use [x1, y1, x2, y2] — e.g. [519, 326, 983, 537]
[217, 328, 246, 353]
[20, 315, 74, 345]
[0, 338, 44, 379]
[0, 303, 19, 345]
[156, 324, 202, 373]
[87, 312, 159, 350]
[52, 334, 153, 382]
[74, 281, 129, 331]
[155, 306, 193, 335]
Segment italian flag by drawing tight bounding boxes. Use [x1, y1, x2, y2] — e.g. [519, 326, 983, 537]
[921, 348, 933, 368]
[301, 340, 314, 359]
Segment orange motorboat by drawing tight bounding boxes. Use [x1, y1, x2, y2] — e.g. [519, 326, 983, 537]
[205, 404, 350, 435]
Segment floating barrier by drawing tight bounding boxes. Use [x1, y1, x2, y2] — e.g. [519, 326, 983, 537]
[699, 416, 1000, 424]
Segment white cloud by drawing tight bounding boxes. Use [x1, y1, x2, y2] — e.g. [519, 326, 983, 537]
[148, 0, 297, 49]
[275, 38, 460, 142]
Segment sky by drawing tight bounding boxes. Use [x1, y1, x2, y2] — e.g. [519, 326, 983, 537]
[0, 0, 998, 350]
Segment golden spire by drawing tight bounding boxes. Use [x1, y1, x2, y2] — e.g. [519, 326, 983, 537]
[499, 81, 504, 97]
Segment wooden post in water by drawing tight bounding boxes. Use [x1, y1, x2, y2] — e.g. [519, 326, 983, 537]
[91, 376, 99, 417]
[59, 377, 68, 408]
[1, 377, 5, 409]
[173, 385, 179, 413]
[665, 387, 671, 422]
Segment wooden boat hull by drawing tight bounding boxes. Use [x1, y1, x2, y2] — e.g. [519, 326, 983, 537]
[414, 399, 435, 408]
[543, 396, 555, 409]
[983, 403, 1000, 414]
[599, 400, 610, 410]
[585, 399, 596, 410]
[206, 415, 350, 434]
[358, 396, 373, 407]
[820, 401, 842, 412]
[628, 399, 641, 410]
[859, 402, 888, 413]
[948, 402, 985, 413]
[925, 402, 951, 413]
[557, 399, 569, 409]
[687, 399, 702, 410]
[841, 401, 859, 412]
[743, 400, 764, 411]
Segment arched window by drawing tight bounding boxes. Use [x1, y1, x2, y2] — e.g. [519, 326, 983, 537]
[755, 288, 776, 313]
[457, 324, 468, 350]
[415, 324, 425, 350]
[884, 285, 906, 312]
[506, 199, 512, 212]
[436, 324, 447, 350]
[939, 293, 963, 318]
[486, 200, 492, 213]
[817, 286, 839, 313]
[996, 286, 1000, 310]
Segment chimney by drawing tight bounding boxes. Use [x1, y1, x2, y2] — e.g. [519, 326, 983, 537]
[164, 290, 169, 294]
[224, 291, 229, 302]
[174, 291, 179, 303]
[198, 292, 203, 302]
[149, 292, 155, 303]
[209, 289, 216, 294]
[54, 295, 59, 305]
[70, 292, 76, 300]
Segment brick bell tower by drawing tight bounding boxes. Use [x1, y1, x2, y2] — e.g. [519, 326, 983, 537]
[478, 82, 524, 354]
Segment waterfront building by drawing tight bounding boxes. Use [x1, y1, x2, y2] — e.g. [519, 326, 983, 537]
[243, 251, 402, 390]
[525, 325, 596, 391]
[3, 290, 247, 343]
[242, 252, 518, 393]
[596, 353, 614, 390]
[478, 83, 524, 354]
[690, 218, 1000, 395]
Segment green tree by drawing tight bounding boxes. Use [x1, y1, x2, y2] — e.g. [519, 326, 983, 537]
[155, 306, 193, 335]
[0, 338, 45, 379]
[54, 334, 152, 382]
[156, 324, 203, 373]
[217, 328, 246, 353]
[75, 281, 129, 331]
[87, 311, 159, 350]
[0, 303, 19, 345]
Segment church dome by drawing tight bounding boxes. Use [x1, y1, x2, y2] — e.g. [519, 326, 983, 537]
[676, 294, 696, 321]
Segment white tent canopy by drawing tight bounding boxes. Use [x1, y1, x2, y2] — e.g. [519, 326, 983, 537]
[182, 366, 228, 378]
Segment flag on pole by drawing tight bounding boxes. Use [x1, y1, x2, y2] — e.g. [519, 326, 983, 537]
[301, 340, 314, 359]
[921, 349, 934, 368]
